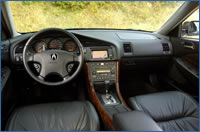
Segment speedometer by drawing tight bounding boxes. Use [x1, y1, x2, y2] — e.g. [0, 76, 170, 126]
[64, 40, 77, 52]
[48, 39, 63, 50]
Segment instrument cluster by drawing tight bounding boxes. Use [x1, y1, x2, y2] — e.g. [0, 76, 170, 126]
[32, 38, 78, 53]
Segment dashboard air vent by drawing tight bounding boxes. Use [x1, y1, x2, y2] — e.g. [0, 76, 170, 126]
[162, 43, 169, 51]
[123, 43, 132, 53]
[15, 45, 24, 53]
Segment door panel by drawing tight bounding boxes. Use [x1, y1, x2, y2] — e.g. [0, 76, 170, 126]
[175, 57, 198, 86]
[183, 53, 199, 69]
[171, 37, 199, 56]
[169, 37, 199, 95]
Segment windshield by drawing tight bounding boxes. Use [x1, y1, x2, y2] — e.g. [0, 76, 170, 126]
[9, 1, 184, 32]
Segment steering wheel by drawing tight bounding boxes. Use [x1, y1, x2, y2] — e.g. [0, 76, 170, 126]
[23, 28, 84, 86]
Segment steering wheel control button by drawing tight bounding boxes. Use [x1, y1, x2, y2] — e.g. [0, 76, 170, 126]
[67, 63, 74, 72]
[34, 63, 41, 73]
[51, 53, 58, 60]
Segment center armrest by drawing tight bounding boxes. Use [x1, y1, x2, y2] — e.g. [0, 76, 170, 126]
[113, 111, 162, 131]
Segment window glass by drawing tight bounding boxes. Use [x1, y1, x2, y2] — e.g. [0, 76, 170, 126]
[9, 1, 184, 33]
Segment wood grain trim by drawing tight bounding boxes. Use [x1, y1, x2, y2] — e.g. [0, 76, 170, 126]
[116, 62, 131, 110]
[183, 56, 199, 69]
[84, 63, 115, 130]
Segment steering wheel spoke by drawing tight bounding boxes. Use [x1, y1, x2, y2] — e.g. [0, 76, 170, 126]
[63, 75, 70, 81]
[34, 53, 43, 64]
[73, 54, 82, 63]
[38, 75, 45, 81]
[27, 53, 34, 62]
[27, 52, 43, 64]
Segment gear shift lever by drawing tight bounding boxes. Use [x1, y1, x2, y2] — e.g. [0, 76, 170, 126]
[105, 80, 110, 96]
[102, 80, 118, 105]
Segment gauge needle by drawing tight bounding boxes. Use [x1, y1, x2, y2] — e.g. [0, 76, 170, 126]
[36, 45, 42, 52]
[42, 45, 45, 51]
[51, 45, 58, 48]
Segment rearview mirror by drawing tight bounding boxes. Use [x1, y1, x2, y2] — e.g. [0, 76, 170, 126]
[182, 21, 199, 36]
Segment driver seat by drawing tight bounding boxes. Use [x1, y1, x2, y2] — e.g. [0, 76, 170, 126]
[6, 101, 100, 131]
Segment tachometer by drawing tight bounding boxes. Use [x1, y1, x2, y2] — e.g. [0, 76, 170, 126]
[48, 39, 62, 50]
[64, 40, 77, 52]
[33, 41, 46, 53]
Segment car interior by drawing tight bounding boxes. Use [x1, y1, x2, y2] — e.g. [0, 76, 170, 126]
[1, 1, 199, 131]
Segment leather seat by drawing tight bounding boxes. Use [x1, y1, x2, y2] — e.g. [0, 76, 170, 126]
[6, 101, 100, 131]
[129, 91, 199, 131]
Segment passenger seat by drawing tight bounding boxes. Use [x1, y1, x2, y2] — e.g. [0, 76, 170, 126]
[129, 91, 199, 131]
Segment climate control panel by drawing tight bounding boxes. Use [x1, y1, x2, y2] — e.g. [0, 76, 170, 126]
[87, 61, 117, 81]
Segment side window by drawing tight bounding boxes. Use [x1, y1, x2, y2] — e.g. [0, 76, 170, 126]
[181, 9, 199, 39]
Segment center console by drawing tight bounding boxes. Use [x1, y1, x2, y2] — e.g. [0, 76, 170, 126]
[88, 62, 119, 105]
[113, 111, 162, 131]
[84, 46, 130, 130]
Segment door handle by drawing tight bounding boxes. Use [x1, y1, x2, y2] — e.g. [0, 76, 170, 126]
[181, 42, 195, 50]
[184, 44, 195, 50]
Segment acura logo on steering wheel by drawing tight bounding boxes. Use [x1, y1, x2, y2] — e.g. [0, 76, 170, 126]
[51, 53, 58, 60]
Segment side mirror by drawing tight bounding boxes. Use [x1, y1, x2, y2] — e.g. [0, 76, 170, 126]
[182, 21, 199, 36]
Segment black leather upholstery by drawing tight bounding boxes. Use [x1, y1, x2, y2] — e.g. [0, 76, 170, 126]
[129, 91, 199, 131]
[6, 101, 100, 131]
[113, 111, 162, 131]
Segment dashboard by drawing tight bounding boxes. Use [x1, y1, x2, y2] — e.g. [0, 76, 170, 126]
[2, 29, 173, 70]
